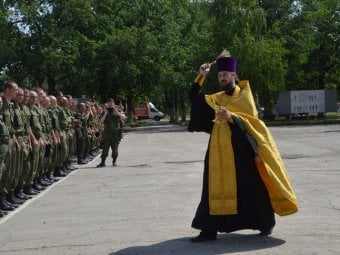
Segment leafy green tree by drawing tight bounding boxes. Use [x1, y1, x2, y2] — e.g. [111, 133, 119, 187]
[282, 0, 339, 91]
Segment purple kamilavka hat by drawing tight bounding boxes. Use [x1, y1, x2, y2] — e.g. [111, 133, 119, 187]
[216, 57, 237, 72]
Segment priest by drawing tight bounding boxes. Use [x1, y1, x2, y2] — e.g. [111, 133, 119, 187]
[188, 50, 298, 242]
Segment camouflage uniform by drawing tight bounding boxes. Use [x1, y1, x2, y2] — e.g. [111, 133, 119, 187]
[48, 105, 60, 177]
[21, 104, 32, 188]
[12, 102, 25, 190]
[99, 111, 122, 165]
[0, 97, 16, 193]
[0, 115, 10, 194]
[28, 104, 43, 186]
[57, 105, 71, 170]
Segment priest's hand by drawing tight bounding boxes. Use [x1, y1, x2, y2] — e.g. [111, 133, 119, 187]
[199, 63, 211, 76]
[216, 107, 231, 120]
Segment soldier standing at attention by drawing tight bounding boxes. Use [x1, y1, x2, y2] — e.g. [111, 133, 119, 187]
[26, 91, 44, 193]
[47, 95, 61, 181]
[10, 87, 27, 204]
[17, 89, 33, 199]
[0, 81, 18, 212]
[21, 90, 38, 196]
[75, 103, 88, 165]
[0, 96, 10, 217]
[40, 95, 54, 186]
[55, 95, 72, 174]
[97, 99, 126, 167]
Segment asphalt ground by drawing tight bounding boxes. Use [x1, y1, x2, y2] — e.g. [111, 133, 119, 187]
[0, 123, 339, 255]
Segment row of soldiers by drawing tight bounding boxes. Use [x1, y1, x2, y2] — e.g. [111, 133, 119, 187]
[0, 81, 109, 217]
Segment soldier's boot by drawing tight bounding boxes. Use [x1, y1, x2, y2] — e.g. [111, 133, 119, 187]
[46, 171, 59, 183]
[0, 208, 8, 217]
[54, 167, 67, 177]
[14, 187, 31, 200]
[43, 174, 53, 184]
[62, 162, 73, 173]
[0, 192, 15, 211]
[23, 186, 39, 196]
[77, 156, 87, 165]
[32, 179, 45, 191]
[96, 158, 106, 168]
[37, 175, 51, 186]
[7, 191, 25, 205]
[67, 160, 77, 170]
[112, 156, 117, 166]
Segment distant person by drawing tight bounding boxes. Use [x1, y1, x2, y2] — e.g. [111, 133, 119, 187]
[188, 50, 298, 242]
[97, 99, 126, 167]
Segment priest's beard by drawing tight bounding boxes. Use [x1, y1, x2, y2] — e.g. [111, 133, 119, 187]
[220, 80, 235, 93]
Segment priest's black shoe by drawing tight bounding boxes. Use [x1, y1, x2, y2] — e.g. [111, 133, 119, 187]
[97, 162, 105, 167]
[190, 231, 217, 243]
[259, 227, 273, 236]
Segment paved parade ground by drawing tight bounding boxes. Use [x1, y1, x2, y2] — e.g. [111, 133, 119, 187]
[0, 123, 339, 255]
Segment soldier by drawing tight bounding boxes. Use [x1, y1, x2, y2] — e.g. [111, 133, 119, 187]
[0, 97, 10, 216]
[75, 103, 88, 164]
[97, 99, 126, 167]
[64, 95, 77, 170]
[17, 89, 33, 199]
[21, 90, 39, 196]
[32, 87, 48, 188]
[48, 95, 61, 180]
[0, 81, 18, 211]
[85, 103, 96, 161]
[10, 87, 27, 204]
[55, 93, 72, 174]
[40, 95, 54, 186]
[26, 91, 44, 193]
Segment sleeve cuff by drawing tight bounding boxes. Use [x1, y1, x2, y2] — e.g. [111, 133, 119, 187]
[194, 74, 206, 86]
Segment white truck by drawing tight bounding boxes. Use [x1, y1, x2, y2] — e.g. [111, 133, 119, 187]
[132, 102, 164, 121]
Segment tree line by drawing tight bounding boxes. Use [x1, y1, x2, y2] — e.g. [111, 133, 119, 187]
[0, 0, 338, 121]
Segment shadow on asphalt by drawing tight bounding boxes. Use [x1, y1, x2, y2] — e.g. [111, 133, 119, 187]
[131, 125, 189, 134]
[111, 233, 285, 255]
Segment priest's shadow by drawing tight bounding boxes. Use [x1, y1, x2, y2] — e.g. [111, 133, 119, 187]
[111, 233, 285, 255]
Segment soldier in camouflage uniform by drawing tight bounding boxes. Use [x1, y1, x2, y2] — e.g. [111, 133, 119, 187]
[64, 95, 76, 171]
[91, 105, 102, 156]
[97, 99, 126, 167]
[75, 103, 88, 164]
[17, 89, 34, 198]
[26, 91, 45, 193]
[39, 95, 53, 185]
[55, 93, 72, 174]
[0, 81, 18, 211]
[32, 87, 48, 188]
[10, 88, 28, 204]
[48, 95, 61, 180]
[0, 96, 10, 216]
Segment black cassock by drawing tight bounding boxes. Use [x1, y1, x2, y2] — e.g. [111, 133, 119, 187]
[188, 83, 275, 233]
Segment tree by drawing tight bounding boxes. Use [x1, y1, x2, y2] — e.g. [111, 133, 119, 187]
[282, 0, 339, 90]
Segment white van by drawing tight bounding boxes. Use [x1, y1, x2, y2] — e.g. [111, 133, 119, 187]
[148, 102, 164, 121]
[132, 102, 164, 121]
